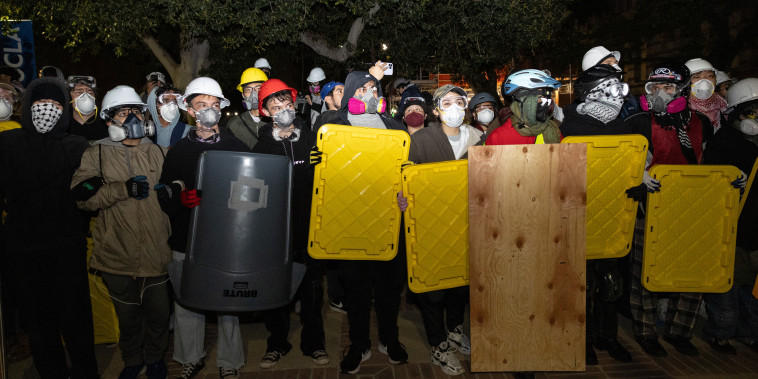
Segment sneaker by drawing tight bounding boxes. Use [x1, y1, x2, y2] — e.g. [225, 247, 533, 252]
[431, 341, 463, 376]
[310, 349, 330, 365]
[339, 345, 371, 374]
[259, 350, 283, 369]
[637, 337, 668, 357]
[594, 338, 632, 362]
[146, 360, 167, 379]
[663, 334, 699, 356]
[218, 367, 238, 378]
[176, 359, 205, 379]
[118, 363, 145, 379]
[329, 300, 347, 314]
[708, 338, 737, 355]
[447, 325, 471, 355]
[378, 341, 408, 364]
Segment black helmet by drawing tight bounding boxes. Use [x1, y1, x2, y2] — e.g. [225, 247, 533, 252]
[645, 63, 690, 95]
[576, 64, 624, 102]
[468, 92, 497, 111]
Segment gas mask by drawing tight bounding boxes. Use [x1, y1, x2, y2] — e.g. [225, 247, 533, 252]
[691, 79, 715, 100]
[243, 92, 258, 111]
[159, 103, 179, 121]
[194, 107, 221, 128]
[309, 84, 321, 94]
[108, 113, 155, 142]
[642, 88, 687, 115]
[477, 109, 495, 124]
[348, 89, 386, 114]
[272, 108, 296, 128]
[31, 102, 62, 134]
[0, 98, 12, 121]
[740, 118, 758, 136]
[73, 92, 96, 115]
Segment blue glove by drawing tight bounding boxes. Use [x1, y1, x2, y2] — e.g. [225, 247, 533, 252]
[125, 175, 149, 199]
[732, 170, 748, 189]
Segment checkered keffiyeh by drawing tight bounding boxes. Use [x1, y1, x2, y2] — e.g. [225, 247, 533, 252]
[31, 102, 62, 133]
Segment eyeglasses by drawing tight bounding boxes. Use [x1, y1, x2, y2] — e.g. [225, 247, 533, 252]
[242, 85, 261, 96]
[438, 96, 467, 110]
[114, 107, 143, 118]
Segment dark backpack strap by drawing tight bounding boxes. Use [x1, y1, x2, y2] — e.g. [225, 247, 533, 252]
[170, 123, 187, 146]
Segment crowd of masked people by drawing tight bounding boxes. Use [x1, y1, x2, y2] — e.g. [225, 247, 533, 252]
[0, 45, 757, 379]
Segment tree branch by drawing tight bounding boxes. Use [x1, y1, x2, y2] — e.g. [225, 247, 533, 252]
[141, 34, 179, 73]
[299, 3, 380, 62]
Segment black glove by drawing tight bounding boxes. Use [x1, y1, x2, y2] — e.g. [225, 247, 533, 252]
[154, 182, 182, 203]
[625, 183, 648, 203]
[72, 176, 104, 201]
[310, 145, 323, 167]
[125, 175, 149, 199]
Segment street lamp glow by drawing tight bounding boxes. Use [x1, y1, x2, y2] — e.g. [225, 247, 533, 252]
[382, 43, 388, 51]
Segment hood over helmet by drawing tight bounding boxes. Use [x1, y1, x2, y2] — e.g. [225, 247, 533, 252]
[22, 77, 71, 138]
[341, 71, 384, 109]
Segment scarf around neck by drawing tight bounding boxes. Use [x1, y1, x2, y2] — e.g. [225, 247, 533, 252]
[510, 101, 561, 143]
[689, 94, 726, 130]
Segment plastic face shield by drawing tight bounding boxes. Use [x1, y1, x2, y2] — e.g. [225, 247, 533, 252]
[438, 95, 468, 110]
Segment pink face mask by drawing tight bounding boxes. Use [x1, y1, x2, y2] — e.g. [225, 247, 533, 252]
[348, 97, 386, 114]
[640, 94, 687, 114]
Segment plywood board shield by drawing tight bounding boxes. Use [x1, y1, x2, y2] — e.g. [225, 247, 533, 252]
[643, 164, 740, 293]
[468, 144, 587, 372]
[402, 160, 469, 293]
[308, 124, 410, 260]
[562, 135, 647, 259]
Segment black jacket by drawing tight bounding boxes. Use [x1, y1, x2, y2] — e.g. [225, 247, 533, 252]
[159, 127, 250, 253]
[560, 103, 651, 142]
[0, 78, 90, 253]
[68, 108, 109, 142]
[253, 118, 316, 256]
[332, 71, 407, 132]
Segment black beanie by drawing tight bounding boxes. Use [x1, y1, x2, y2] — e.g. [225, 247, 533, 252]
[30, 82, 66, 105]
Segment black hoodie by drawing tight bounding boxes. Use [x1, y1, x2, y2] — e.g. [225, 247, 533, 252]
[0, 78, 91, 253]
[331, 71, 406, 131]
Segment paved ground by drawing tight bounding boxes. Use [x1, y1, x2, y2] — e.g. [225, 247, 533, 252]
[7, 295, 758, 378]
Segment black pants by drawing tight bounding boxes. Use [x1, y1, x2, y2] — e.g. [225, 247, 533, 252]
[587, 259, 620, 343]
[416, 286, 468, 346]
[264, 254, 325, 355]
[7, 242, 99, 379]
[339, 249, 406, 350]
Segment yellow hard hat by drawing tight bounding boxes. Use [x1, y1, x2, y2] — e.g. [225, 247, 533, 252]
[237, 68, 269, 92]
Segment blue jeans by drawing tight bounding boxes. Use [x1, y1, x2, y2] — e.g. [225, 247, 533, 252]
[703, 285, 758, 342]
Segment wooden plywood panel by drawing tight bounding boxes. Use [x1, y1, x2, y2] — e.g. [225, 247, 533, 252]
[468, 144, 587, 372]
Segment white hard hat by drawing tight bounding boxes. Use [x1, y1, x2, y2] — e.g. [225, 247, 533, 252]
[254, 58, 271, 70]
[306, 67, 326, 83]
[180, 77, 230, 111]
[581, 46, 620, 71]
[716, 70, 736, 86]
[684, 58, 716, 75]
[100, 85, 146, 120]
[727, 78, 758, 110]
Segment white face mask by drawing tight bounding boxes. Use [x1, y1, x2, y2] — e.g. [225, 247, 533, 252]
[31, 102, 62, 133]
[740, 118, 758, 136]
[691, 78, 715, 100]
[159, 102, 179, 121]
[477, 109, 495, 124]
[74, 93, 96, 115]
[0, 98, 12, 121]
[439, 106, 465, 128]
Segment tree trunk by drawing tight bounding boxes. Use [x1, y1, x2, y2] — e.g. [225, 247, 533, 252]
[141, 35, 210, 89]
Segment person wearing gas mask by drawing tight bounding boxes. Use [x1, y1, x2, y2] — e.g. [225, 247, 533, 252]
[67, 75, 108, 142]
[251, 78, 329, 369]
[305, 67, 326, 127]
[70, 85, 171, 379]
[468, 92, 499, 134]
[561, 64, 651, 365]
[397, 85, 428, 135]
[226, 67, 268, 150]
[700, 78, 758, 356]
[154, 77, 249, 379]
[628, 63, 722, 358]
[581, 46, 643, 118]
[0, 77, 99, 379]
[0, 83, 21, 131]
[397, 84, 481, 376]
[485, 69, 563, 145]
[147, 84, 189, 148]
[312, 81, 345, 132]
[685, 59, 726, 136]
[326, 61, 410, 375]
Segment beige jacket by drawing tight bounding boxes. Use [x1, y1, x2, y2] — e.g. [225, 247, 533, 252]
[72, 138, 171, 277]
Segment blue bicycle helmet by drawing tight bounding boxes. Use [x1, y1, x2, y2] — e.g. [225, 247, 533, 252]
[502, 69, 562, 98]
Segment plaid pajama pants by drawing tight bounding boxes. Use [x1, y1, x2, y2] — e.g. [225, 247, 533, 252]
[629, 216, 702, 339]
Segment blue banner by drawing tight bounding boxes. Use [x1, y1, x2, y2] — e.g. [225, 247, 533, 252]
[1, 20, 36, 87]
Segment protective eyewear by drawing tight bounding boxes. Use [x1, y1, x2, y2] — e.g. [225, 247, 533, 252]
[597, 82, 629, 98]
[512, 88, 553, 102]
[401, 96, 425, 106]
[158, 93, 181, 105]
[438, 95, 468, 110]
[114, 107, 143, 118]
[67, 75, 97, 89]
[242, 85, 261, 96]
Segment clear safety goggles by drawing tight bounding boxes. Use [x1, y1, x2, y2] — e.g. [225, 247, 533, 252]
[158, 92, 182, 105]
[597, 82, 629, 98]
[401, 96, 425, 106]
[512, 88, 553, 102]
[437, 95, 468, 110]
[67, 75, 96, 90]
